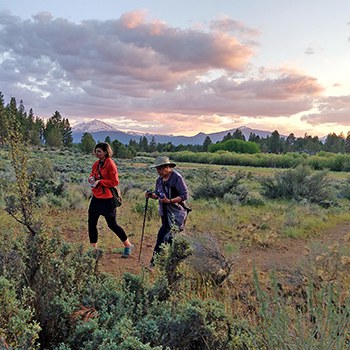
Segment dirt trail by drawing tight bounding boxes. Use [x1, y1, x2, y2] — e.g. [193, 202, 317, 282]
[99, 235, 155, 276]
[233, 221, 350, 274]
[99, 222, 350, 277]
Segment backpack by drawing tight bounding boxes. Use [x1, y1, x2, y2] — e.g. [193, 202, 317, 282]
[110, 186, 122, 208]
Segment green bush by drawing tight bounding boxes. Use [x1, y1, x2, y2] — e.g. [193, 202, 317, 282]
[160, 299, 233, 350]
[0, 277, 41, 349]
[209, 139, 260, 154]
[192, 168, 246, 200]
[260, 165, 334, 205]
[338, 176, 350, 200]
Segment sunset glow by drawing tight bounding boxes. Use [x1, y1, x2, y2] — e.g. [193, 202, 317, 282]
[1, 0, 350, 138]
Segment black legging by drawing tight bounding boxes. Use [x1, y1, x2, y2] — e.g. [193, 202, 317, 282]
[88, 196, 127, 244]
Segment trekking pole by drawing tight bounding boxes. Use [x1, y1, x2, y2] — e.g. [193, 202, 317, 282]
[138, 197, 149, 263]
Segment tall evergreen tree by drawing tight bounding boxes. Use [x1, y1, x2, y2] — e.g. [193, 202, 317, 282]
[304, 135, 322, 154]
[44, 111, 61, 146]
[248, 132, 260, 143]
[7, 97, 21, 134]
[35, 116, 45, 145]
[111, 139, 133, 158]
[27, 109, 38, 145]
[222, 132, 232, 142]
[345, 132, 350, 154]
[0, 92, 6, 144]
[285, 133, 296, 152]
[202, 136, 212, 152]
[267, 130, 283, 154]
[128, 139, 139, 153]
[324, 133, 345, 153]
[44, 111, 72, 147]
[149, 136, 157, 152]
[17, 100, 28, 137]
[232, 129, 246, 141]
[139, 136, 149, 152]
[62, 118, 73, 146]
[81, 132, 96, 154]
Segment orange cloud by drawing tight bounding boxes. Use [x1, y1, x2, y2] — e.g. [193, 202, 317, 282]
[120, 10, 147, 29]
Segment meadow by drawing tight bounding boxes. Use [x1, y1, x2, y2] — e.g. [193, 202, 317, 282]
[1, 146, 350, 349]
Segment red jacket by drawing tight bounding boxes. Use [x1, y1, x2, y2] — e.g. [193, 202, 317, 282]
[90, 158, 119, 199]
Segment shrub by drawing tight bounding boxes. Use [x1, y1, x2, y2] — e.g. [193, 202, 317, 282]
[208, 139, 260, 154]
[192, 169, 246, 200]
[187, 233, 235, 286]
[161, 299, 233, 350]
[260, 165, 334, 205]
[338, 176, 350, 200]
[0, 277, 41, 349]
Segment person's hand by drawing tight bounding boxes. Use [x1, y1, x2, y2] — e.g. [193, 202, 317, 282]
[90, 180, 100, 188]
[145, 190, 155, 199]
[93, 180, 100, 187]
[160, 196, 171, 204]
[88, 176, 95, 187]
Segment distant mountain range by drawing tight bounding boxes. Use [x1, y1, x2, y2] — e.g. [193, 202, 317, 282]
[71, 119, 275, 146]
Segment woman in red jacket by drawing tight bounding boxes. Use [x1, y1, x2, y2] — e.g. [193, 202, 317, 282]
[88, 142, 133, 257]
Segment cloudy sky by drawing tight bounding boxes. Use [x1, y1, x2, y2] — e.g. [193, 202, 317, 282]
[1, 0, 350, 137]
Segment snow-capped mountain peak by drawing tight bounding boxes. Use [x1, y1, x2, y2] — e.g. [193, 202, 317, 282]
[72, 119, 117, 133]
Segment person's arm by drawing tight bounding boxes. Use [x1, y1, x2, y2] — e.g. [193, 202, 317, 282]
[98, 159, 119, 187]
[174, 175, 188, 202]
[162, 174, 188, 204]
[166, 195, 181, 204]
[88, 162, 98, 186]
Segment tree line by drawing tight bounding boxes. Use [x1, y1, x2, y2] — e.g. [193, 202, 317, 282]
[216, 128, 350, 154]
[2, 92, 350, 156]
[0, 92, 73, 147]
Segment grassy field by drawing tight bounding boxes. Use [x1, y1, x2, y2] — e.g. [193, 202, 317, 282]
[1, 147, 350, 349]
[2, 147, 350, 254]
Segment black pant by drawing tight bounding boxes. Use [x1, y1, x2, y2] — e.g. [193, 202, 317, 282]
[151, 212, 172, 265]
[88, 196, 127, 244]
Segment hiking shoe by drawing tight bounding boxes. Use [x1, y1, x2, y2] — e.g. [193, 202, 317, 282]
[121, 244, 134, 258]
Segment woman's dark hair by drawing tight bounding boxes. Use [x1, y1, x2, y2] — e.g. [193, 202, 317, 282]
[94, 142, 113, 158]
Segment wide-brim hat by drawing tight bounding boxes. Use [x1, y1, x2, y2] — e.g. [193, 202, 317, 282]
[150, 156, 176, 168]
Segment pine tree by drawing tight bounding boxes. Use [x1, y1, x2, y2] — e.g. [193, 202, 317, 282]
[0, 91, 6, 144]
[202, 136, 212, 152]
[44, 111, 72, 147]
[324, 133, 345, 153]
[346, 132, 350, 153]
[81, 132, 96, 154]
[248, 132, 260, 143]
[222, 132, 232, 142]
[149, 136, 157, 152]
[285, 133, 296, 152]
[139, 136, 149, 152]
[62, 118, 73, 146]
[232, 128, 246, 141]
[128, 139, 139, 152]
[267, 130, 282, 154]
